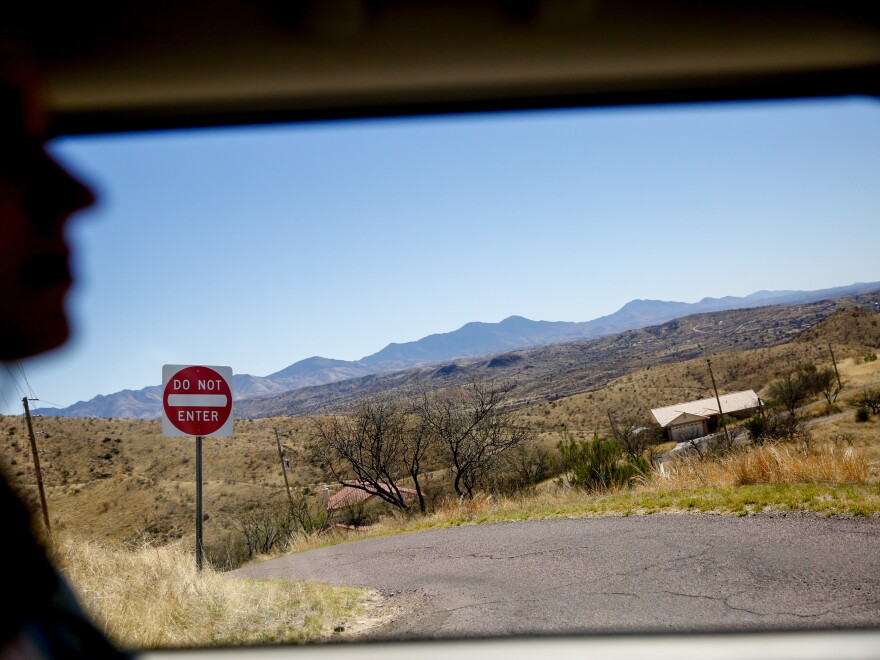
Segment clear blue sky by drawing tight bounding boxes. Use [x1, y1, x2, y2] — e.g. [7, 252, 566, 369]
[3, 96, 879, 413]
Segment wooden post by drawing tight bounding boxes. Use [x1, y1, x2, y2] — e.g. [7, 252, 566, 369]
[829, 343, 843, 398]
[274, 428, 293, 505]
[707, 359, 732, 444]
[22, 397, 50, 532]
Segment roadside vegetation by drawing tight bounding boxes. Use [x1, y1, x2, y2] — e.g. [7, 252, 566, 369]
[45, 425, 879, 651]
[50, 534, 377, 651]
[3, 314, 878, 649]
[287, 424, 879, 554]
[44, 400, 879, 650]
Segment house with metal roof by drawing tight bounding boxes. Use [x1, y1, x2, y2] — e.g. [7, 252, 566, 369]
[650, 390, 762, 442]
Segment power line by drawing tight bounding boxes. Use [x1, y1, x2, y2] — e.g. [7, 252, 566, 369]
[2, 364, 26, 414]
[3, 363, 26, 399]
[14, 361, 35, 400]
[30, 398, 66, 409]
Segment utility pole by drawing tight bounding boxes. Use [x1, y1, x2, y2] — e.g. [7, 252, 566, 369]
[706, 359, 732, 445]
[828, 343, 843, 396]
[274, 428, 293, 505]
[22, 397, 50, 532]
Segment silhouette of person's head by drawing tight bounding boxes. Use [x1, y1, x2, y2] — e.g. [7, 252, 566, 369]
[0, 30, 128, 660]
[0, 34, 95, 361]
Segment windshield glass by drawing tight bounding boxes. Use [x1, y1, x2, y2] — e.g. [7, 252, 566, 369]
[2, 96, 879, 650]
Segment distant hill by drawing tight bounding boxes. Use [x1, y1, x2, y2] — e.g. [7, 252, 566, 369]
[266, 356, 380, 383]
[36, 281, 880, 419]
[358, 315, 593, 369]
[235, 291, 880, 418]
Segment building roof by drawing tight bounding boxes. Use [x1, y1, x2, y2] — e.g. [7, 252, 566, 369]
[664, 412, 711, 427]
[326, 481, 418, 511]
[650, 390, 761, 428]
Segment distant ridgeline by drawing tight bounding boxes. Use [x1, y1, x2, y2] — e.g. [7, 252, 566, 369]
[34, 282, 880, 420]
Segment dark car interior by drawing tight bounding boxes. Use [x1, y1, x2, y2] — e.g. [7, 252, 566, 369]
[22, 1, 880, 137]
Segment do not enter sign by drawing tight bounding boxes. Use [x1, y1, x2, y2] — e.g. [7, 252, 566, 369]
[162, 365, 233, 437]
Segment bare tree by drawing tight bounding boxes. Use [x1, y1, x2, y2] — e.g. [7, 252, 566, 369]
[415, 380, 532, 498]
[607, 411, 655, 461]
[767, 369, 812, 417]
[766, 366, 821, 441]
[401, 408, 435, 513]
[311, 397, 417, 511]
[505, 443, 557, 492]
[813, 366, 843, 405]
[288, 491, 330, 535]
[643, 423, 668, 467]
[853, 388, 880, 414]
[679, 426, 707, 461]
[486, 443, 557, 496]
[230, 499, 300, 559]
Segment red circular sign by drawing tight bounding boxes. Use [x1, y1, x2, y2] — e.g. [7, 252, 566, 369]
[163, 365, 232, 436]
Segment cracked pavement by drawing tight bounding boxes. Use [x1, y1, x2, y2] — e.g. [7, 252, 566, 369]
[227, 513, 880, 639]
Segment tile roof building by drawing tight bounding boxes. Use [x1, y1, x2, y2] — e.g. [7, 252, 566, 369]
[323, 481, 418, 512]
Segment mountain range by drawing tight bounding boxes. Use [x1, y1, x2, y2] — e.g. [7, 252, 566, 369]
[36, 280, 880, 419]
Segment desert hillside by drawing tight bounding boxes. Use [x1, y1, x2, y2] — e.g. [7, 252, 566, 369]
[2, 305, 877, 562]
[235, 293, 880, 418]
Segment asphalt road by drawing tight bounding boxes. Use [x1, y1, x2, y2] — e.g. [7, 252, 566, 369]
[228, 513, 880, 640]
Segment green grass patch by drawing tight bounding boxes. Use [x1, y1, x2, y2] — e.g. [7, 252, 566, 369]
[272, 483, 880, 562]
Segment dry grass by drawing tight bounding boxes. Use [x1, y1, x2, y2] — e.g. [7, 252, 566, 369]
[837, 355, 880, 389]
[810, 413, 880, 463]
[655, 443, 874, 489]
[0, 414, 329, 549]
[2, 316, 876, 551]
[52, 535, 376, 651]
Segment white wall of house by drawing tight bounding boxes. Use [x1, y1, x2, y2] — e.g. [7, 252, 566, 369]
[670, 420, 708, 442]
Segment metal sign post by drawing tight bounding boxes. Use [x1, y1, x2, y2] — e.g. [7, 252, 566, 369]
[196, 435, 203, 572]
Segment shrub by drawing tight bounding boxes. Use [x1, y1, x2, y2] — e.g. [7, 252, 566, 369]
[852, 388, 880, 415]
[231, 495, 327, 560]
[340, 502, 376, 529]
[745, 413, 801, 444]
[855, 407, 870, 423]
[204, 531, 251, 571]
[557, 432, 648, 492]
[487, 444, 560, 496]
[744, 416, 768, 443]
